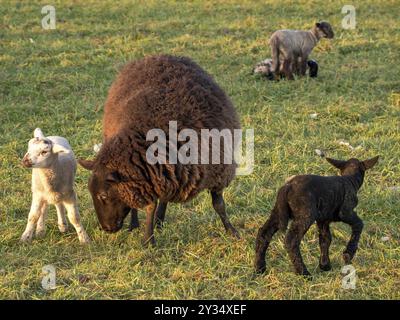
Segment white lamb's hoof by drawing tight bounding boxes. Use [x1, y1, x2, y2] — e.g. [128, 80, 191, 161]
[58, 224, 69, 233]
[20, 232, 34, 243]
[35, 228, 46, 238]
[78, 232, 90, 244]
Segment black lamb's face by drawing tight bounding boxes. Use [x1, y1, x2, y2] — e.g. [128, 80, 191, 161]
[79, 159, 130, 233]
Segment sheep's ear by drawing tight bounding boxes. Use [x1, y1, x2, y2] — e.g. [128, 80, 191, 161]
[78, 159, 95, 170]
[52, 144, 70, 154]
[362, 156, 379, 170]
[34, 128, 45, 139]
[326, 157, 347, 169]
[315, 22, 321, 28]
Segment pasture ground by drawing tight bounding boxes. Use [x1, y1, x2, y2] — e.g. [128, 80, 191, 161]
[0, 0, 399, 299]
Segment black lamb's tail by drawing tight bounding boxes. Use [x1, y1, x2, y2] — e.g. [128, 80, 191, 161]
[274, 184, 292, 231]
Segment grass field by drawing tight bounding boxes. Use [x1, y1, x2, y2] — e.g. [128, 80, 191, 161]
[1, 0, 399, 299]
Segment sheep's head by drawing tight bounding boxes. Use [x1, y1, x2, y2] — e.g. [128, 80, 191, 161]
[315, 21, 334, 39]
[326, 156, 379, 176]
[22, 128, 70, 168]
[78, 159, 131, 233]
[253, 59, 274, 80]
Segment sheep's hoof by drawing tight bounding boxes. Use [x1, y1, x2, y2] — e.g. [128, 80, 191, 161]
[35, 229, 46, 238]
[303, 274, 313, 281]
[58, 224, 69, 233]
[128, 221, 140, 231]
[343, 252, 352, 264]
[228, 227, 241, 239]
[300, 270, 312, 280]
[128, 220, 140, 231]
[78, 233, 90, 244]
[155, 220, 164, 230]
[20, 232, 33, 243]
[254, 262, 266, 274]
[296, 268, 312, 278]
[143, 236, 156, 247]
[319, 262, 332, 271]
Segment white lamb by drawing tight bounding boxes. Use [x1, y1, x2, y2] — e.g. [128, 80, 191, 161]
[21, 128, 89, 243]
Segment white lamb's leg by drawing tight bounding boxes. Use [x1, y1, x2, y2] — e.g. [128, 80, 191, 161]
[21, 195, 45, 242]
[55, 203, 68, 233]
[35, 203, 48, 237]
[63, 193, 90, 244]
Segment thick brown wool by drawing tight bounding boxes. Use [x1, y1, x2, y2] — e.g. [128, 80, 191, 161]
[97, 55, 241, 210]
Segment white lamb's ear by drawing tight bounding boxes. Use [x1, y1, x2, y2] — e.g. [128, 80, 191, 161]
[34, 128, 45, 139]
[52, 144, 70, 154]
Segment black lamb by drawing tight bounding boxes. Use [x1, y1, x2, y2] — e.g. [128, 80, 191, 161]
[255, 156, 379, 276]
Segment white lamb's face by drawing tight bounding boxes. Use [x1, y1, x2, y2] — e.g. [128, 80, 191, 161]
[22, 138, 54, 168]
[254, 59, 273, 75]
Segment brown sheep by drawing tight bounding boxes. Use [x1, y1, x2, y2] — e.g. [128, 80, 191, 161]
[79, 55, 241, 245]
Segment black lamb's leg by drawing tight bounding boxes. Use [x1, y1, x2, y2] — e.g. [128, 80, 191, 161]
[285, 213, 314, 277]
[317, 221, 332, 271]
[254, 210, 280, 273]
[128, 208, 139, 231]
[307, 60, 318, 78]
[341, 212, 364, 264]
[211, 190, 240, 239]
[154, 201, 168, 229]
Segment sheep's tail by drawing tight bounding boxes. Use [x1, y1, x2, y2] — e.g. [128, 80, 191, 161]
[273, 184, 291, 231]
[270, 35, 280, 75]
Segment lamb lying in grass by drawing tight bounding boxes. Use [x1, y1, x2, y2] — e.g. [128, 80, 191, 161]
[253, 58, 319, 80]
[21, 128, 89, 243]
[255, 155, 379, 276]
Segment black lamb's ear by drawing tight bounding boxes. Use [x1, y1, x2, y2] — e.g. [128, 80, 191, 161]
[316, 22, 321, 28]
[106, 171, 123, 183]
[362, 156, 379, 170]
[78, 159, 95, 171]
[326, 157, 347, 170]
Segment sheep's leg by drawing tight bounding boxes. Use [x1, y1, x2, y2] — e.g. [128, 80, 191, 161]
[35, 203, 48, 237]
[154, 201, 168, 229]
[128, 208, 139, 231]
[211, 191, 240, 239]
[341, 213, 364, 264]
[317, 221, 332, 271]
[298, 57, 308, 76]
[21, 196, 45, 242]
[143, 202, 156, 246]
[285, 217, 314, 276]
[63, 194, 90, 244]
[282, 59, 294, 80]
[254, 210, 279, 273]
[55, 203, 68, 233]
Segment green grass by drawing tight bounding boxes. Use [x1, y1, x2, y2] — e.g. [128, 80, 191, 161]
[1, 0, 400, 299]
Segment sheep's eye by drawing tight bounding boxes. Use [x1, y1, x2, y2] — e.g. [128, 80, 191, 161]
[97, 193, 108, 201]
[40, 151, 48, 156]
